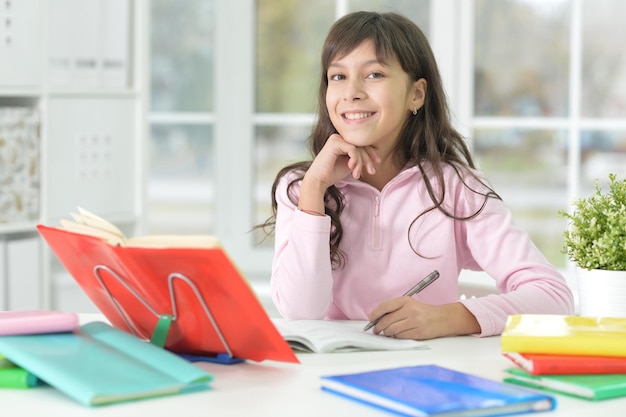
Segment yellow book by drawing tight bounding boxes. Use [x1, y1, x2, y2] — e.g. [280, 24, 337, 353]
[501, 314, 626, 357]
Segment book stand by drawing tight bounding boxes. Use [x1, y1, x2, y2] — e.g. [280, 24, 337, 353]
[93, 264, 244, 364]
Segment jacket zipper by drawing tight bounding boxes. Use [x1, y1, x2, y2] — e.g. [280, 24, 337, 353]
[372, 195, 382, 250]
[339, 166, 418, 251]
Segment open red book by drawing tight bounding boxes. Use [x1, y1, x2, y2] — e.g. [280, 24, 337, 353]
[37, 210, 298, 364]
[504, 352, 626, 375]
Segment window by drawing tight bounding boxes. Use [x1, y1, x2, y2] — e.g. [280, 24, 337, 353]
[148, 0, 626, 280]
[472, 0, 626, 270]
[148, 0, 215, 233]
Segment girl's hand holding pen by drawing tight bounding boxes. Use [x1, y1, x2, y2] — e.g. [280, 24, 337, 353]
[368, 298, 482, 341]
[365, 270, 443, 340]
[365, 270, 480, 340]
[363, 270, 439, 332]
[367, 298, 453, 341]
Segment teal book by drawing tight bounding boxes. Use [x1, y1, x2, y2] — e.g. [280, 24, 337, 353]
[504, 368, 626, 401]
[321, 364, 556, 417]
[0, 322, 213, 406]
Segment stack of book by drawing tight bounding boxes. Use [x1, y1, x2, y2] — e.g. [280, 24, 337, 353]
[501, 314, 626, 401]
[0, 311, 213, 406]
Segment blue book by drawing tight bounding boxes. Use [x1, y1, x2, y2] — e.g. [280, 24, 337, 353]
[321, 364, 556, 417]
[0, 322, 213, 406]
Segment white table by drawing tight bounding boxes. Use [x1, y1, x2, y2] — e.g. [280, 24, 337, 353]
[1, 315, 624, 417]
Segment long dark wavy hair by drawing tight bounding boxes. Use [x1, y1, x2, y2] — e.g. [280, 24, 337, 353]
[257, 11, 500, 267]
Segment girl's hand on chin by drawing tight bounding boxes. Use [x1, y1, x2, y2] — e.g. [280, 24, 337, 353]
[307, 134, 381, 189]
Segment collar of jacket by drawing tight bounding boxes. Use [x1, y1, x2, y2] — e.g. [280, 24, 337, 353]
[335, 164, 422, 191]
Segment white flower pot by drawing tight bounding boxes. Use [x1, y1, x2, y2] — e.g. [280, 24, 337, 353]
[577, 268, 626, 317]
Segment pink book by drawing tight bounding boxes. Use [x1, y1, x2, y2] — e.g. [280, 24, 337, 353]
[0, 311, 79, 336]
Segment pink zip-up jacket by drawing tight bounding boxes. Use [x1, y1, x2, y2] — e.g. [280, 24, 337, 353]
[271, 163, 574, 336]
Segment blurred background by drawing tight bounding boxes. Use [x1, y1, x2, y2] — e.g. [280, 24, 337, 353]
[1, 0, 625, 311]
[149, 0, 626, 271]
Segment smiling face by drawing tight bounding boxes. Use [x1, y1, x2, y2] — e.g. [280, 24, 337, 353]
[325, 40, 426, 160]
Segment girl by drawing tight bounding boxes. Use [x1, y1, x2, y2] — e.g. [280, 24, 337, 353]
[262, 11, 574, 340]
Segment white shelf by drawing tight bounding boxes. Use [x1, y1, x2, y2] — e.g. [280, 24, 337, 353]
[0, 223, 39, 236]
[44, 90, 140, 98]
[0, 0, 147, 311]
[0, 89, 41, 97]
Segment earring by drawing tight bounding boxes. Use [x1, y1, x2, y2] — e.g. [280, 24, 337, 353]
[412, 108, 418, 116]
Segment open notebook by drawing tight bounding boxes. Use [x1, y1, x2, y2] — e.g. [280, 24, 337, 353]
[274, 320, 426, 353]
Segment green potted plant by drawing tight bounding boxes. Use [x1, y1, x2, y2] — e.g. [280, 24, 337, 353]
[559, 173, 626, 317]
